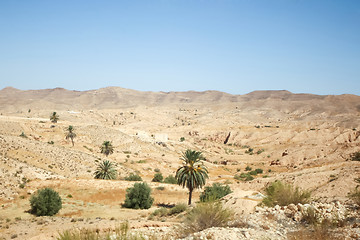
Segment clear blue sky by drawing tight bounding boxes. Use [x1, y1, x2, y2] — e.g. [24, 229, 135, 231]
[0, 0, 359, 95]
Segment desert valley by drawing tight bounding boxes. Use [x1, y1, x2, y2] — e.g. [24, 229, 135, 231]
[0, 86, 359, 240]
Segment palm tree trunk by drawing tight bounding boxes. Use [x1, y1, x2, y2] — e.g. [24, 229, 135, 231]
[188, 188, 193, 205]
[71, 138, 74, 146]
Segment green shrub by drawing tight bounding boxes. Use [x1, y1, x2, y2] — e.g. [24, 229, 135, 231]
[262, 181, 311, 207]
[255, 168, 263, 174]
[180, 137, 185, 142]
[151, 207, 168, 217]
[350, 151, 360, 161]
[152, 173, 163, 182]
[163, 175, 177, 184]
[123, 182, 154, 209]
[19, 132, 27, 138]
[169, 203, 187, 215]
[124, 173, 142, 181]
[154, 168, 160, 172]
[249, 170, 258, 176]
[30, 188, 62, 216]
[256, 149, 265, 154]
[234, 173, 254, 181]
[200, 183, 232, 202]
[149, 203, 187, 220]
[245, 148, 253, 154]
[181, 201, 234, 236]
[245, 166, 252, 171]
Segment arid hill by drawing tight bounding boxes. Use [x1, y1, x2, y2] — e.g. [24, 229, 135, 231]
[1, 87, 359, 114]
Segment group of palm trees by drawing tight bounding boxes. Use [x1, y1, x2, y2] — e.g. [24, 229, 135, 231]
[50, 112, 208, 205]
[50, 112, 76, 146]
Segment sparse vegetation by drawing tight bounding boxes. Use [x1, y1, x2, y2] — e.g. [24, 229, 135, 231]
[149, 203, 187, 220]
[30, 188, 62, 216]
[123, 182, 154, 209]
[57, 221, 148, 240]
[152, 173, 163, 182]
[94, 160, 117, 180]
[180, 137, 185, 142]
[124, 173, 142, 181]
[245, 166, 252, 171]
[200, 183, 232, 202]
[176, 149, 209, 205]
[288, 223, 343, 240]
[180, 201, 234, 237]
[100, 141, 114, 157]
[262, 181, 311, 207]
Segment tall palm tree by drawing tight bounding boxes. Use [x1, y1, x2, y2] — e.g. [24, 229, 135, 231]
[50, 112, 59, 123]
[94, 160, 117, 180]
[65, 125, 76, 146]
[100, 141, 114, 157]
[175, 149, 209, 205]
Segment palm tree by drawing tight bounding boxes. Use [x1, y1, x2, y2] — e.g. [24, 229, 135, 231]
[175, 149, 209, 205]
[100, 141, 114, 157]
[65, 125, 76, 146]
[50, 112, 59, 123]
[94, 160, 117, 180]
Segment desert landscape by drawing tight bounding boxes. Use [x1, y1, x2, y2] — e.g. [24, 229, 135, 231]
[0, 86, 359, 239]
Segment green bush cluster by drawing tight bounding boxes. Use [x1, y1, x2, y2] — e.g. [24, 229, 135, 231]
[200, 183, 232, 202]
[124, 173, 142, 181]
[30, 188, 62, 216]
[262, 181, 311, 207]
[234, 173, 254, 181]
[123, 182, 154, 209]
[152, 173, 163, 182]
[163, 175, 177, 184]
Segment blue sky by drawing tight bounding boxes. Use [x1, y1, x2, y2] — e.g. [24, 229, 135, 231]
[0, 0, 359, 95]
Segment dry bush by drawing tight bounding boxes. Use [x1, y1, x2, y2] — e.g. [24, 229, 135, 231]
[57, 222, 151, 240]
[287, 225, 344, 240]
[262, 181, 311, 207]
[180, 201, 234, 237]
[348, 187, 360, 206]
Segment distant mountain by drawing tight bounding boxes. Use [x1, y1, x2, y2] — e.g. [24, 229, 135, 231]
[0, 87, 359, 115]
